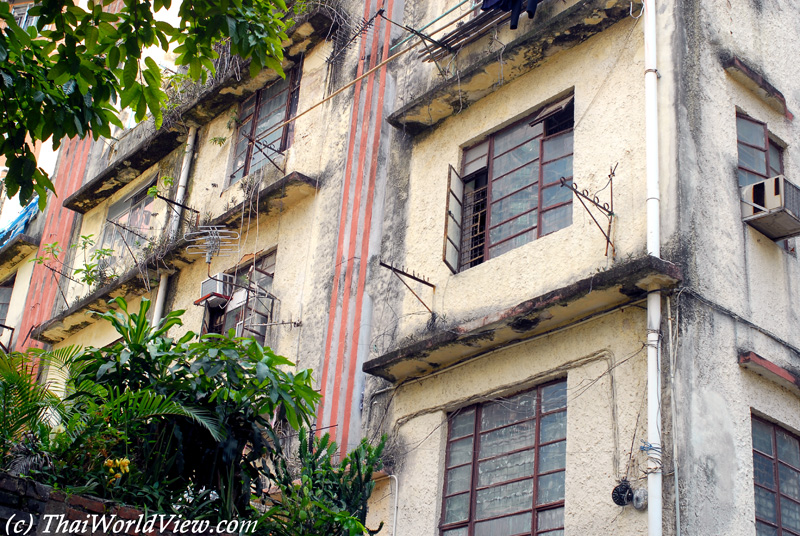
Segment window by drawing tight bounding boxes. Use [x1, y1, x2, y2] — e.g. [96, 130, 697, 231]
[100, 185, 156, 269]
[0, 279, 13, 326]
[444, 95, 574, 272]
[206, 252, 276, 344]
[752, 417, 800, 536]
[440, 380, 567, 536]
[230, 68, 301, 183]
[737, 114, 784, 187]
[11, 3, 37, 29]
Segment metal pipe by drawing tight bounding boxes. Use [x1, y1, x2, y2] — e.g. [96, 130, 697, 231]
[153, 126, 197, 325]
[643, 1, 663, 535]
[374, 474, 399, 536]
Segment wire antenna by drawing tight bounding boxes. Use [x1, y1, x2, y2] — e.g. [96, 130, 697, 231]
[327, 9, 384, 64]
[185, 226, 240, 264]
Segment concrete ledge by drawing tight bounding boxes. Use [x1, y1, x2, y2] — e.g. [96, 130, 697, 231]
[387, 0, 635, 134]
[63, 10, 334, 215]
[212, 171, 318, 228]
[739, 351, 800, 396]
[0, 234, 39, 280]
[32, 239, 194, 344]
[723, 54, 793, 120]
[364, 255, 682, 382]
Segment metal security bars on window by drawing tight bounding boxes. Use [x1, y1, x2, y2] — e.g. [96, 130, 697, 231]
[442, 94, 574, 273]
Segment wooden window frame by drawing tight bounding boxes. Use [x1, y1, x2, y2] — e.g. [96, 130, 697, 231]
[443, 96, 574, 273]
[736, 113, 784, 187]
[439, 380, 567, 536]
[100, 181, 157, 269]
[752, 416, 800, 536]
[229, 67, 302, 184]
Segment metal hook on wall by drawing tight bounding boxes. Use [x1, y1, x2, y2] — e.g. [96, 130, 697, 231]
[630, 2, 644, 19]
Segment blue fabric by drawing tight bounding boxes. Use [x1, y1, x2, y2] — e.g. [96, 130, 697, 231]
[0, 196, 39, 249]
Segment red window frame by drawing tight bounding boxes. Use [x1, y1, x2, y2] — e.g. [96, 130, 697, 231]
[737, 114, 784, 187]
[453, 97, 573, 271]
[752, 416, 800, 536]
[230, 67, 301, 183]
[440, 380, 567, 536]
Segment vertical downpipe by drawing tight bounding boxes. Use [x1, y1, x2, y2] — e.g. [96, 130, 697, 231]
[644, 1, 663, 536]
[152, 126, 198, 325]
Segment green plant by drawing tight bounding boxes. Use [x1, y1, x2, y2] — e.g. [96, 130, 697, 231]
[209, 136, 228, 146]
[0, 0, 295, 207]
[260, 429, 386, 536]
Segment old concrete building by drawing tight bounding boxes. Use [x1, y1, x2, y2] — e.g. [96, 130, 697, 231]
[15, 0, 800, 535]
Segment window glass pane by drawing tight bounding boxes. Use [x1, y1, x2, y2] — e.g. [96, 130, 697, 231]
[489, 211, 537, 245]
[493, 139, 539, 177]
[541, 383, 567, 412]
[753, 420, 774, 455]
[478, 450, 535, 487]
[738, 142, 767, 175]
[223, 305, 242, 334]
[540, 205, 572, 236]
[475, 478, 533, 519]
[491, 185, 538, 225]
[753, 452, 775, 489]
[444, 493, 470, 524]
[737, 116, 766, 147]
[493, 162, 538, 199]
[447, 465, 472, 495]
[464, 140, 489, 169]
[538, 441, 566, 473]
[443, 528, 468, 536]
[739, 169, 764, 188]
[540, 531, 564, 536]
[779, 464, 800, 501]
[542, 181, 572, 209]
[488, 230, 535, 259]
[494, 120, 542, 156]
[537, 471, 565, 505]
[480, 391, 537, 430]
[755, 487, 777, 523]
[480, 421, 536, 459]
[777, 430, 800, 467]
[542, 156, 573, 185]
[756, 521, 778, 536]
[537, 506, 564, 531]
[451, 409, 475, 439]
[543, 132, 573, 161]
[464, 157, 488, 177]
[240, 94, 257, 119]
[769, 142, 782, 176]
[449, 437, 474, 467]
[474, 512, 532, 536]
[781, 496, 800, 532]
[540, 411, 567, 443]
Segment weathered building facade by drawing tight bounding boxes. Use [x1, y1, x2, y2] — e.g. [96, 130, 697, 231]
[13, 0, 800, 535]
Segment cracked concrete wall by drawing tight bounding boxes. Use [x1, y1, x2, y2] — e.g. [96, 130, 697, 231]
[670, 0, 800, 534]
[376, 308, 650, 535]
[374, 18, 653, 352]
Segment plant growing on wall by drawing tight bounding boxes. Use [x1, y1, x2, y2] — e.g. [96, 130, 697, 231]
[0, 0, 302, 209]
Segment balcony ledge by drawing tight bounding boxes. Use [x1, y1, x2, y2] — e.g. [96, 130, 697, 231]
[0, 234, 40, 280]
[363, 255, 682, 383]
[212, 171, 319, 228]
[31, 238, 194, 344]
[387, 0, 636, 135]
[62, 10, 334, 215]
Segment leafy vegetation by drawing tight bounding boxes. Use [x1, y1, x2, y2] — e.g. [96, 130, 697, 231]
[0, 0, 300, 208]
[0, 297, 386, 533]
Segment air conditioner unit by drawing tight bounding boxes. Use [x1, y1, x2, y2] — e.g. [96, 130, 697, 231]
[198, 273, 234, 307]
[741, 175, 800, 240]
